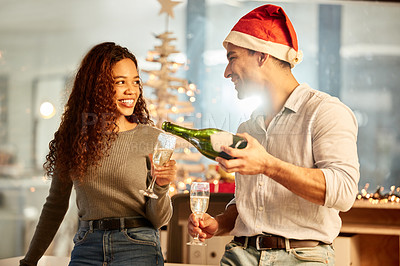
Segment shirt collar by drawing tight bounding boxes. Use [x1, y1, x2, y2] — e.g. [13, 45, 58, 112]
[282, 83, 311, 113]
[250, 83, 311, 119]
[248, 83, 312, 130]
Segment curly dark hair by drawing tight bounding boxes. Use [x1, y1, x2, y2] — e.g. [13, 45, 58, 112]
[44, 42, 153, 183]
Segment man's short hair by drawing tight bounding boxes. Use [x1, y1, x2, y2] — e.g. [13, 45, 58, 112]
[247, 49, 291, 69]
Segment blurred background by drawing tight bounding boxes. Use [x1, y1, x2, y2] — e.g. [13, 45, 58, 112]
[0, 0, 399, 260]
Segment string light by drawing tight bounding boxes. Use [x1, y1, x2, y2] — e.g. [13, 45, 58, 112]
[177, 182, 186, 190]
[188, 83, 196, 90]
[356, 184, 400, 204]
[172, 63, 179, 70]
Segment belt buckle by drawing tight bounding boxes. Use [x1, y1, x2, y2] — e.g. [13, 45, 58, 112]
[256, 235, 272, 251]
[98, 220, 105, 229]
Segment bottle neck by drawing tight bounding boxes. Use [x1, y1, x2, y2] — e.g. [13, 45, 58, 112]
[162, 122, 197, 138]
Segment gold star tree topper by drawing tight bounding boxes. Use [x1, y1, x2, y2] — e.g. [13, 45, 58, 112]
[157, 0, 181, 19]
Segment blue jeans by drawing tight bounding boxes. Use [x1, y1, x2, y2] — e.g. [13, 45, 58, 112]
[69, 226, 164, 266]
[220, 241, 335, 265]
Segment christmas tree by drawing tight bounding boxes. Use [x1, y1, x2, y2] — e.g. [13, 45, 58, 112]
[143, 0, 205, 195]
[143, 31, 196, 128]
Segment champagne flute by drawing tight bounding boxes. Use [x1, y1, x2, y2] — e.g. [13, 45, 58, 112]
[187, 182, 210, 246]
[140, 133, 176, 199]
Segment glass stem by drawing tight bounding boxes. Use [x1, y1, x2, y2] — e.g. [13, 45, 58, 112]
[148, 174, 157, 192]
[194, 213, 203, 242]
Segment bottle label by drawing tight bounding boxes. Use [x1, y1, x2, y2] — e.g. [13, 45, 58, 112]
[210, 132, 233, 152]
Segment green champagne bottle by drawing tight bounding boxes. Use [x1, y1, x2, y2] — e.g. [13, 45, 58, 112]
[161, 121, 247, 161]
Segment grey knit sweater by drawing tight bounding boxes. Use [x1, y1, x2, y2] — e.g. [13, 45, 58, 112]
[21, 124, 172, 265]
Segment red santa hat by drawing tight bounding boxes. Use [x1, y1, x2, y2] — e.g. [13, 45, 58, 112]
[223, 4, 303, 68]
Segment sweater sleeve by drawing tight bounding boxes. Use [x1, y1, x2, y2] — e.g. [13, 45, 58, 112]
[146, 183, 172, 229]
[20, 176, 73, 265]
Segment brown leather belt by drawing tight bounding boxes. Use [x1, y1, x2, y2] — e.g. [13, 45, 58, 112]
[79, 217, 153, 230]
[234, 235, 323, 250]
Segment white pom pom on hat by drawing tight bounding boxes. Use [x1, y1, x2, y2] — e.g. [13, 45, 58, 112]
[223, 4, 303, 68]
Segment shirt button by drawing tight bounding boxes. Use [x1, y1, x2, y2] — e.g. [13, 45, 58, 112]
[259, 182, 264, 186]
[258, 206, 263, 211]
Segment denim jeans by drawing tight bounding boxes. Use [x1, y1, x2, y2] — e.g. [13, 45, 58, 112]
[69, 226, 164, 266]
[220, 240, 335, 266]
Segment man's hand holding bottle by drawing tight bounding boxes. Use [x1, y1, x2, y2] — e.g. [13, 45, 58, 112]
[216, 132, 274, 176]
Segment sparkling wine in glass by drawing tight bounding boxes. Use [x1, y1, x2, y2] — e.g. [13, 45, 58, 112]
[140, 133, 176, 199]
[187, 182, 210, 246]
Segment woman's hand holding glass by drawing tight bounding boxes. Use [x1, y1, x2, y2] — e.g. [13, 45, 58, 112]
[140, 133, 176, 199]
[153, 160, 177, 187]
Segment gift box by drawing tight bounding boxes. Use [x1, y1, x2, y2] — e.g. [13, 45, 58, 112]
[209, 181, 235, 193]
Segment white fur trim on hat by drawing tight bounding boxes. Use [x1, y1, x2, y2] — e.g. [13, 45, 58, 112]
[223, 30, 303, 68]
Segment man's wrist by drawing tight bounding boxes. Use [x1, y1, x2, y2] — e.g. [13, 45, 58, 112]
[213, 215, 223, 236]
[263, 155, 281, 177]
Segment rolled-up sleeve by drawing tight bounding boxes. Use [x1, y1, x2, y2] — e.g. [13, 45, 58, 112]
[313, 99, 360, 212]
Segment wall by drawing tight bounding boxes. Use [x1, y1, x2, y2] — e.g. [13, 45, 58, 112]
[0, 0, 399, 259]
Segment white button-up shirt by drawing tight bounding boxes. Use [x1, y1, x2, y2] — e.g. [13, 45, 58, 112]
[229, 83, 360, 244]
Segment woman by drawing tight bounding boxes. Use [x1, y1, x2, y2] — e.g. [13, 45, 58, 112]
[20, 42, 176, 265]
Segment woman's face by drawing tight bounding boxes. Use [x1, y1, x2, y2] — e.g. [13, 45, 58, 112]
[112, 58, 140, 118]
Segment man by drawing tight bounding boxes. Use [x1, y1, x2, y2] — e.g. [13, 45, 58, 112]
[187, 4, 359, 265]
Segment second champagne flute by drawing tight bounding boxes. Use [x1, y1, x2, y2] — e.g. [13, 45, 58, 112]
[140, 132, 176, 199]
[187, 182, 210, 246]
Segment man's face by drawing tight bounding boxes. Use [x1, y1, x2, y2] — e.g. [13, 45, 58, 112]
[224, 43, 261, 99]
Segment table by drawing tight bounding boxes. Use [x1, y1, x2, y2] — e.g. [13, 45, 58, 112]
[0, 256, 69, 266]
[0, 256, 208, 266]
[339, 200, 400, 266]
